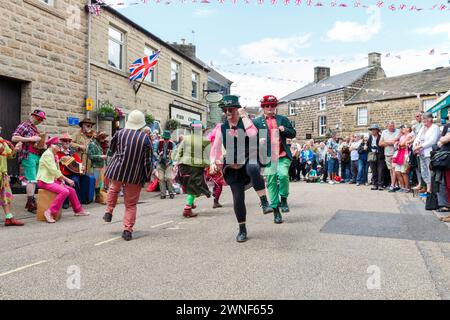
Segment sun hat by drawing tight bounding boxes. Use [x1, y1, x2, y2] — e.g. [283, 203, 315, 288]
[125, 110, 146, 130]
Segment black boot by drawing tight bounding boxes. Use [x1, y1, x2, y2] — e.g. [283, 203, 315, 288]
[236, 223, 247, 242]
[122, 230, 132, 241]
[274, 207, 283, 224]
[213, 198, 222, 208]
[260, 195, 273, 214]
[280, 197, 290, 213]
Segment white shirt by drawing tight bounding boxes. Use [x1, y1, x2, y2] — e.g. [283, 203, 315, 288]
[350, 141, 361, 161]
[415, 124, 440, 157]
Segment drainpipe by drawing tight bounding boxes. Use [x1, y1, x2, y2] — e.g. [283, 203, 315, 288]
[86, 0, 92, 118]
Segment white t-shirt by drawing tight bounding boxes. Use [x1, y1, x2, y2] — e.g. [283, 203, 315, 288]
[350, 141, 361, 161]
[380, 129, 400, 156]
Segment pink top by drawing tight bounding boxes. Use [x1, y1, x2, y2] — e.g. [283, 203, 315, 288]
[266, 115, 286, 159]
[210, 120, 258, 164]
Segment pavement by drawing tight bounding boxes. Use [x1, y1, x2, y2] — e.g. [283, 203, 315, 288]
[1, 182, 450, 300]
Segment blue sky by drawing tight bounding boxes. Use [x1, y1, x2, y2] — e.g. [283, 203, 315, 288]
[112, 0, 450, 104]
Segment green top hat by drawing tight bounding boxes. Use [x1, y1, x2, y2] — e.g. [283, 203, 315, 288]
[218, 95, 241, 109]
[161, 130, 171, 140]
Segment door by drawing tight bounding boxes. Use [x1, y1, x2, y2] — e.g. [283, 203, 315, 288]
[0, 77, 22, 176]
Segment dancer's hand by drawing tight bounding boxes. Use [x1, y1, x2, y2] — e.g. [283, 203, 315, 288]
[279, 126, 285, 132]
[238, 108, 249, 118]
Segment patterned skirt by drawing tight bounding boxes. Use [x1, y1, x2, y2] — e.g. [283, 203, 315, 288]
[0, 173, 13, 206]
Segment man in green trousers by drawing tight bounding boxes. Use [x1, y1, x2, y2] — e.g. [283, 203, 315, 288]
[253, 95, 297, 224]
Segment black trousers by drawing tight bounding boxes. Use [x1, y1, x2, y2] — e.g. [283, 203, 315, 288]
[227, 163, 265, 224]
[369, 160, 385, 187]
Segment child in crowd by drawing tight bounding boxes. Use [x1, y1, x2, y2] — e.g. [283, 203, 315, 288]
[306, 166, 320, 183]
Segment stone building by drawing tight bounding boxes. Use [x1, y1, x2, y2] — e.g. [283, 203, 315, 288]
[91, 7, 209, 134]
[0, 0, 89, 174]
[343, 67, 450, 136]
[171, 40, 232, 128]
[278, 53, 386, 142]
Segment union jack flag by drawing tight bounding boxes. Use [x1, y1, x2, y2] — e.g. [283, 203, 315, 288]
[128, 51, 160, 82]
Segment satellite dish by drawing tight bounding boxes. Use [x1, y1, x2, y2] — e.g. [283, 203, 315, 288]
[205, 92, 223, 103]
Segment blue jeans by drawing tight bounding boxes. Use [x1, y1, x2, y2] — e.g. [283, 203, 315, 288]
[341, 161, 351, 182]
[357, 159, 369, 184]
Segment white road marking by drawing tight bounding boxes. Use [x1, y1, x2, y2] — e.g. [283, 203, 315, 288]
[150, 221, 174, 228]
[0, 260, 49, 277]
[94, 237, 121, 246]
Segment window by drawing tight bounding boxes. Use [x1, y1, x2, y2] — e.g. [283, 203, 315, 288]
[191, 72, 199, 99]
[108, 26, 124, 70]
[288, 102, 296, 116]
[319, 96, 327, 111]
[423, 99, 437, 112]
[144, 46, 158, 83]
[319, 116, 327, 136]
[171, 60, 181, 92]
[357, 107, 368, 126]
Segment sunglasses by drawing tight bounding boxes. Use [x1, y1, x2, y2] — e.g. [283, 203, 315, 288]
[223, 108, 235, 113]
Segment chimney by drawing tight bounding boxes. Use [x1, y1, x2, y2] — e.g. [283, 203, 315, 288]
[368, 52, 381, 67]
[314, 66, 330, 83]
[172, 39, 196, 59]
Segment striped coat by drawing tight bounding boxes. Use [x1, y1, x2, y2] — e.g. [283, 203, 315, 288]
[105, 129, 152, 186]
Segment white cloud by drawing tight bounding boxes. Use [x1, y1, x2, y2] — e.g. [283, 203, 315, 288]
[214, 45, 450, 106]
[238, 34, 312, 60]
[326, 6, 381, 42]
[415, 23, 450, 41]
[193, 8, 217, 17]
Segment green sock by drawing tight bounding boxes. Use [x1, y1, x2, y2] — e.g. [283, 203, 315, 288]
[186, 194, 195, 206]
[5, 213, 13, 219]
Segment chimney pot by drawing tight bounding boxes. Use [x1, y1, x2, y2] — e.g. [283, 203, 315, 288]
[314, 67, 330, 83]
[368, 52, 381, 67]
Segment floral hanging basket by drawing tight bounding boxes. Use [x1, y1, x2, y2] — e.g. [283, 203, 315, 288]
[99, 101, 116, 121]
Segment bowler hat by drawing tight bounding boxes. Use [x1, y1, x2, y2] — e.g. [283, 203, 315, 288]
[161, 130, 171, 140]
[218, 95, 241, 109]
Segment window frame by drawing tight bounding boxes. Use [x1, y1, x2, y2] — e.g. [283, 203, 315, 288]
[288, 102, 297, 116]
[171, 60, 181, 92]
[144, 45, 158, 84]
[108, 26, 125, 70]
[191, 71, 199, 100]
[356, 106, 368, 126]
[319, 96, 327, 111]
[319, 115, 327, 137]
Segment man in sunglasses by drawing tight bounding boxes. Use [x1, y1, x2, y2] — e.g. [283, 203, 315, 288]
[253, 95, 297, 224]
[71, 118, 96, 173]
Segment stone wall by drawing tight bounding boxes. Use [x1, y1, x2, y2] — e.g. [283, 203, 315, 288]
[342, 96, 437, 136]
[90, 9, 208, 133]
[0, 0, 88, 135]
[279, 66, 385, 142]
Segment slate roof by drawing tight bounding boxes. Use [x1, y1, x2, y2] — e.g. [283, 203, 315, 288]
[280, 66, 375, 102]
[346, 67, 450, 105]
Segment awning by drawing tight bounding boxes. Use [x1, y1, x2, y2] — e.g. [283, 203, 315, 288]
[429, 90, 450, 114]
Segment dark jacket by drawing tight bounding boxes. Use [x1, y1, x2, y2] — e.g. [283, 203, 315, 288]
[253, 114, 296, 164]
[367, 134, 385, 161]
[105, 129, 152, 186]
